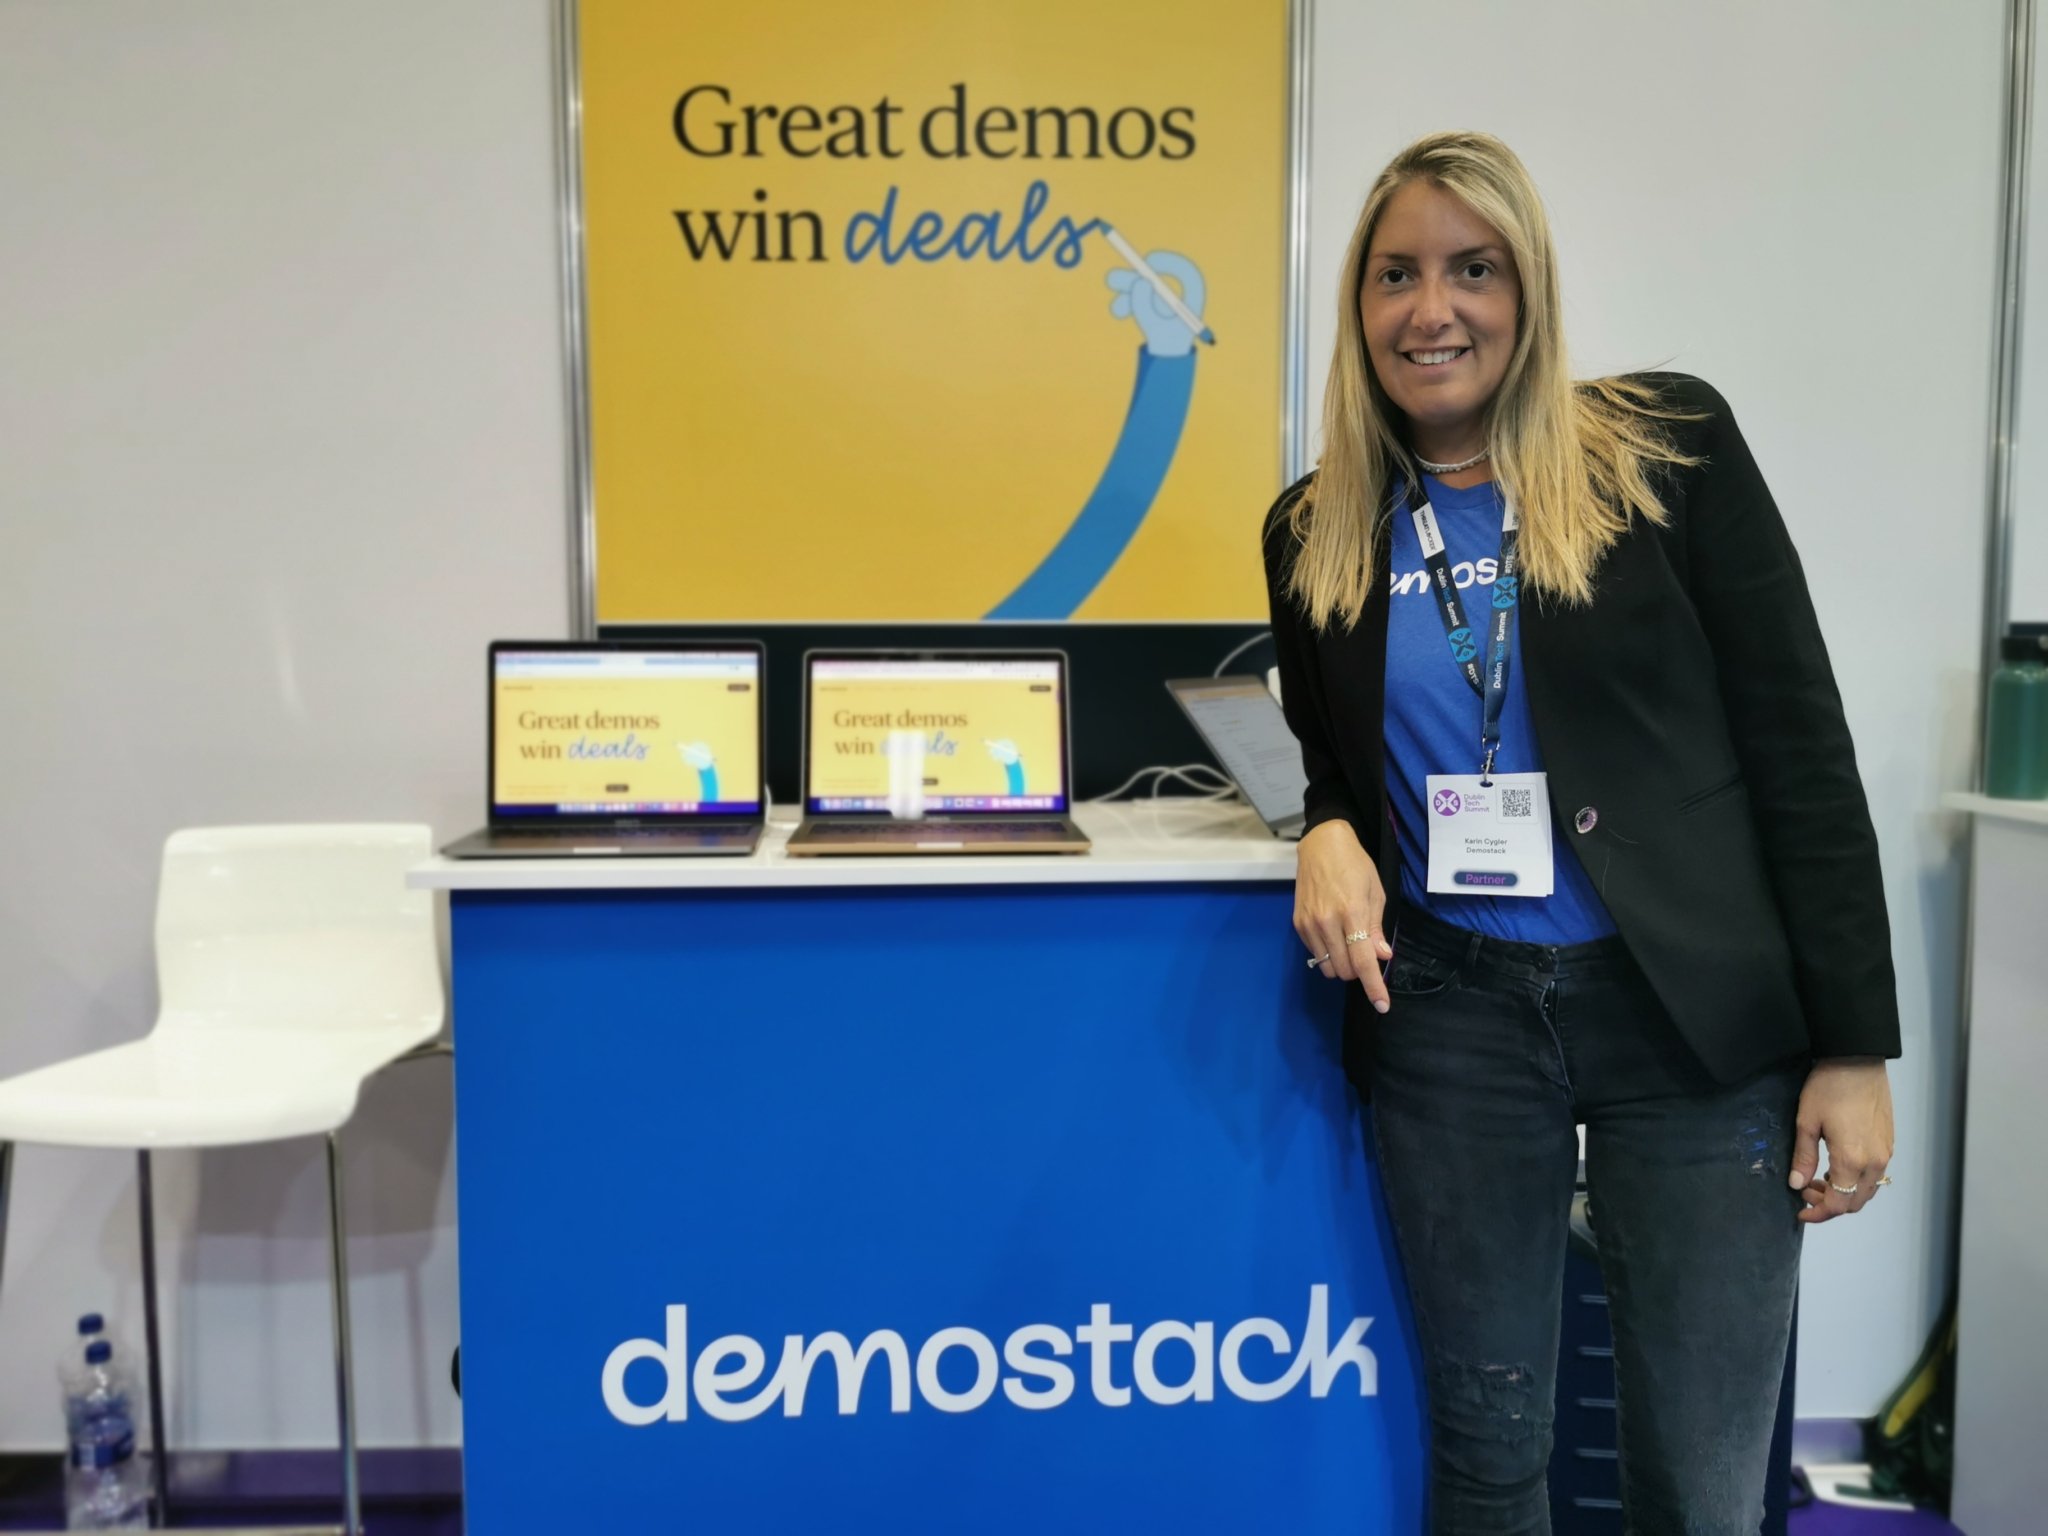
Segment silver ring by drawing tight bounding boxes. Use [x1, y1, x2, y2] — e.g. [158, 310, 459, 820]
[1305, 953, 1330, 970]
[1828, 1180, 1858, 1196]
[1344, 929, 1371, 946]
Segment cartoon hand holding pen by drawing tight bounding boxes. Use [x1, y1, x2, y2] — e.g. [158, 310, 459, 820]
[1102, 228, 1214, 357]
[985, 738, 1026, 797]
[677, 742, 719, 802]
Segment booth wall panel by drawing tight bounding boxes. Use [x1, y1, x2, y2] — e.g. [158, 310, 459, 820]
[0, 0, 566, 1450]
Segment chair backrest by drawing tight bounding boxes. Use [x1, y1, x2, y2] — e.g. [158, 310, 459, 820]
[154, 825, 443, 1033]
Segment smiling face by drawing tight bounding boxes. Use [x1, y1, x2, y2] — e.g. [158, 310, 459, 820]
[1359, 179, 1523, 463]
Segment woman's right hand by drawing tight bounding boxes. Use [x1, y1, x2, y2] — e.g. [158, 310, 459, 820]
[1294, 819, 1394, 1013]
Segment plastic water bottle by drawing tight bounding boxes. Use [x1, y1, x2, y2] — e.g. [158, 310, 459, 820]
[56, 1314, 108, 1477]
[56, 1317, 106, 1467]
[60, 1314, 105, 1381]
[63, 1339, 147, 1529]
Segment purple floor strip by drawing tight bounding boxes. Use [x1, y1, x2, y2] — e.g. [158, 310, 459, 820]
[1789, 1500, 1962, 1535]
[5, 1449, 1974, 1534]
[0, 1449, 462, 1533]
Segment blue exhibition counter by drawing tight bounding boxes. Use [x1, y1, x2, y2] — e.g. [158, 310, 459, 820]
[412, 801, 1424, 1533]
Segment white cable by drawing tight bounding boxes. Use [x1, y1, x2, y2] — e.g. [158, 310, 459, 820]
[1087, 762, 1239, 804]
[1156, 772, 1239, 803]
[1091, 763, 1215, 802]
[1211, 630, 1273, 677]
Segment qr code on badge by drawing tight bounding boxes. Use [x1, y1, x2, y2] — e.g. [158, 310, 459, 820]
[1501, 787, 1534, 819]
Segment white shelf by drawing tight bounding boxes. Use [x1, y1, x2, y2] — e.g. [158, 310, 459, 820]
[409, 799, 1300, 892]
[1941, 791, 2048, 828]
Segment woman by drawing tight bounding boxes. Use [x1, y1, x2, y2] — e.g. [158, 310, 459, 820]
[1264, 131, 1898, 1534]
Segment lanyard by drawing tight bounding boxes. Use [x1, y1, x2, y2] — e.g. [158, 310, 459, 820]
[1407, 482, 1521, 780]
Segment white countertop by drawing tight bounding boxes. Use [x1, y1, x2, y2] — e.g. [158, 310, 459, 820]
[408, 800, 1299, 891]
[1941, 791, 2048, 828]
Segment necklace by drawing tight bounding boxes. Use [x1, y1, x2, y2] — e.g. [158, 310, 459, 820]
[1415, 446, 1491, 475]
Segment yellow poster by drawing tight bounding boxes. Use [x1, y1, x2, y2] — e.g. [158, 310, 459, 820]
[493, 650, 762, 811]
[578, 0, 1289, 622]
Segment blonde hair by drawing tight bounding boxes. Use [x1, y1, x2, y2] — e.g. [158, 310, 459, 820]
[1288, 131, 1697, 629]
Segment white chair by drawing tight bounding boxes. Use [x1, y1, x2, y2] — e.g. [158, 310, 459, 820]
[0, 825, 446, 1536]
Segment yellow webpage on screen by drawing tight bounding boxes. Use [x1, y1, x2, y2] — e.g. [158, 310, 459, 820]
[493, 651, 761, 813]
[808, 661, 1066, 811]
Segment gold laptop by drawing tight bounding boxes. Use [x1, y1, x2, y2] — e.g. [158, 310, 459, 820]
[784, 649, 1091, 856]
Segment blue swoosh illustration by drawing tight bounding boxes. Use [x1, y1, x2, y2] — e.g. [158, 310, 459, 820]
[987, 348, 1195, 620]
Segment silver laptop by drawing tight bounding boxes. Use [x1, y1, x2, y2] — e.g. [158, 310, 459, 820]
[442, 640, 766, 858]
[784, 649, 1091, 856]
[1165, 675, 1307, 839]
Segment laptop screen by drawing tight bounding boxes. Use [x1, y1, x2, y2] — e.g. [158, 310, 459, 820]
[1166, 676, 1308, 830]
[805, 654, 1070, 815]
[491, 647, 763, 819]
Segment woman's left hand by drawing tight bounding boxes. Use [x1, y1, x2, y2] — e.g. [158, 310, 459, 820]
[1788, 1057, 1894, 1223]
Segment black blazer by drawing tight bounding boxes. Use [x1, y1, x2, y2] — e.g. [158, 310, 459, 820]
[1263, 373, 1901, 1085]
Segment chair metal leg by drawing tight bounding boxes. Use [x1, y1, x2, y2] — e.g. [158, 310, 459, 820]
[325, 1132, 362, 1536]
[0, 1142, 14, 1305]
[136, 1149, 172, 1529]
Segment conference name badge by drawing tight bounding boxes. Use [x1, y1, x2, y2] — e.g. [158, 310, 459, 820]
[1424, 773, 1555, 899]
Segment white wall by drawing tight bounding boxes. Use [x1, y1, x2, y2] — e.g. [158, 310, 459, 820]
[0, 0, 566, 1448]
[0, 0, 2005, 1449]
[1308, 2, 2005, 1415]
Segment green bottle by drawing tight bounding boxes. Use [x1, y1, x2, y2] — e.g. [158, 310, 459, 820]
[1985, 628, 2048, 799]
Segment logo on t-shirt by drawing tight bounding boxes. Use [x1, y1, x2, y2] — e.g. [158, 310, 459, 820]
[1392, 557, 1499, 598]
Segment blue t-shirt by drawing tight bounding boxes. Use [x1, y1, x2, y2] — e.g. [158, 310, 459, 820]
[1383, 474, 1617, 944]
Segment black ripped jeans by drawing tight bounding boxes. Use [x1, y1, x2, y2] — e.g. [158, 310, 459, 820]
[1371, 907, 1806, 1536]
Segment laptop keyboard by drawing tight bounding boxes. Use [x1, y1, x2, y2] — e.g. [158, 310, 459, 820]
[513, 826, 705, 840]
[811, 821, 1078, 841]
[493, 826, 747, 847]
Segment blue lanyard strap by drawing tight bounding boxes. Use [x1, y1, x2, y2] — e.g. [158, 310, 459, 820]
[1406, 483, 1521, 780]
